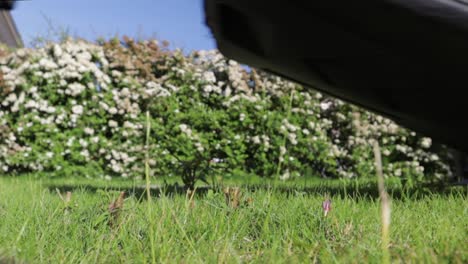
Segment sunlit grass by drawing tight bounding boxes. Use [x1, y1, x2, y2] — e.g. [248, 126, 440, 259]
[0, 176, 466, 263]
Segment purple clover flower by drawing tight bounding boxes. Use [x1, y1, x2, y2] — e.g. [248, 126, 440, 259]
[322, 199, 331, 217]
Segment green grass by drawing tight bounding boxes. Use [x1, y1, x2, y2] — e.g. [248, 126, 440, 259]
[0, 176, 466, 263]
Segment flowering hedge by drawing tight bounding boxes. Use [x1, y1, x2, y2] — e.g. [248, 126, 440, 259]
[0, 38, 455, 186]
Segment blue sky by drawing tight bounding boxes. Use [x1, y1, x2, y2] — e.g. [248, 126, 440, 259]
[11, 0, 217, 51]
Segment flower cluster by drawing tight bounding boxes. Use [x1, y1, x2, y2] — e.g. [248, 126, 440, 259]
[0, 37, 455, 183]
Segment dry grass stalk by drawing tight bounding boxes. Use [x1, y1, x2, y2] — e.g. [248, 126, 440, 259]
[244, 197, 254, 207]
[186, 188, 196, 209]
[56, 189, 72, 213]
[223, 187, 242, 208]
[373, 140, 391, 264]
[108, 191, 126, 228]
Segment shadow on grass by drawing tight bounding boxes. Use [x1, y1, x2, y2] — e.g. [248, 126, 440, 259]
[46, 180, 467, 202]
[48, 183, 211, 201]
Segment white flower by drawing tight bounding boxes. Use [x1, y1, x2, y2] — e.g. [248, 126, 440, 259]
[179, 124, 188, 132]
[179, 124, 193, 137]
[223, 86, 232, 97]
[308, 122, 316, 129]
[302, 129, 310, 135]
[79, 139, 88, 148]
[38, 57, 58, 70]
[337, 113, 347, 121]
[320, 101, 331, 111]
[91, 136, 99, 144]
[332, 145, 342, 157]
[394, 168, 402, 177]
[229, 60, 238, 66]
[66, 137, 75, 147]
[53, 44, 63, 57]
[2, 165, 8, 172]
[123, 121, 135, 129]
[71, 105, 84, 115]
[16, 49, 26, 57]
[322, 119, 332, 127]
[420, 137, 432, 149]
[252, 136, 261, 144]
[202, 71, 216, 83]
[211, 158, 222, 163]
[396, 145, 407, 154]
[108, 120, 118, 128]
[84, 127, 94, 135]
[175, 68, 185, 77]
[45, 152, 53, 158]
[280, 170, 290, 181]
[203, 85, 214, 94]
[108, 107, 118, 115]
[239, 113, 246, 122]
[99, 102, 109, 111]
[47, 106, 56, 113]
[80, 149, 90, 158]
[43, 72, 54, 79]
[280, 146, 287, 156]
[383, 149, 391, 156]
[67, 83, 86, 97]
[6, 93, 17, 103]
[388, 124, 399, 134]
[288, 133, 298, 145]
[24, 100, 38, 109]
[286, 123, 297, 132]
[111, 70, 122, 78]
[416, 166, 425, 174]
[195, 142, 204, 152]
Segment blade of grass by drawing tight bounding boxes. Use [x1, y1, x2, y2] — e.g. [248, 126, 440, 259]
[373, 140, 391, 264]
[145, 110, 156, 264]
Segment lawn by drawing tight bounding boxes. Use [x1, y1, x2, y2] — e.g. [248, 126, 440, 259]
[0, 176, 466, 263]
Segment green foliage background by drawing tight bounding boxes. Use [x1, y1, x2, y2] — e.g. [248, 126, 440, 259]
[0, 38, 456, 186]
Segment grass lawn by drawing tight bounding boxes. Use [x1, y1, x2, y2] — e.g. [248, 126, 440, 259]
[0, 175, 466, 263]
